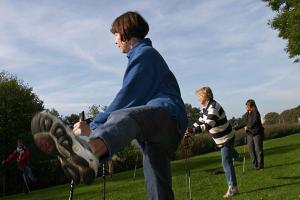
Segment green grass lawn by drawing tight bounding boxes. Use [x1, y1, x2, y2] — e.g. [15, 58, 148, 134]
[2, 133, 300, 200]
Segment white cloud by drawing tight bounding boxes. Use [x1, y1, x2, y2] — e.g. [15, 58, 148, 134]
[1, 0, 299, 118]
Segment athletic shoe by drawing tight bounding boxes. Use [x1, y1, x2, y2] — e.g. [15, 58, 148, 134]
[31, 112, 99, 184]
[223, 186, 239, 198]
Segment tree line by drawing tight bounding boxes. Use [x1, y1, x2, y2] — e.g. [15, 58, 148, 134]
[1, 70, 299, 195]
[1, 1, 300, 194]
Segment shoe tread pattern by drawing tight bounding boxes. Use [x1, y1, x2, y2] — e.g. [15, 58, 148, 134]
[31, 112, 95, 184]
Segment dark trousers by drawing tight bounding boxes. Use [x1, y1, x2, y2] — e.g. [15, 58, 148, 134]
[247, 134, 264, 168]
[20, 166, 36, 193]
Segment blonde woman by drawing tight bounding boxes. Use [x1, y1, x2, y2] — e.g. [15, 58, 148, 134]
[186, 87, 238, 198]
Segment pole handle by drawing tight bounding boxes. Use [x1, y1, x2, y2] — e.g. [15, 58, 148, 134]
[68, 110, 85, 200]
[79, 111, 86, 121]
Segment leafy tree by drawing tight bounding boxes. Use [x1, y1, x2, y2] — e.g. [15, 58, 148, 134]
[280, 105, 300, 123]
[229, 117, 243, 127]
[63, 113, 80, 126]
[45, 108, 60, 118]
[185, 103, 201, 127]
[263, 0, 300, 63]
[0, 71, 44, 150]
[264, 112, 280, 125]
[87, 104, 106, 118]
[0, 71, 44, 194]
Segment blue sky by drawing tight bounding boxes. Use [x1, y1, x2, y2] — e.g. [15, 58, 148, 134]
[1, 0, 299, 119]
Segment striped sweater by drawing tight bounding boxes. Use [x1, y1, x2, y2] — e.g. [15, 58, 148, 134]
[193, 100, 234, 147]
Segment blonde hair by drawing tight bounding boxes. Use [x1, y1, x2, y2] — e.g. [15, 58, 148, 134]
[195, 86, 214, 100]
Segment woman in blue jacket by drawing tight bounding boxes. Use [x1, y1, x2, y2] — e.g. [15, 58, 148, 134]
[32, 11, 187, 200]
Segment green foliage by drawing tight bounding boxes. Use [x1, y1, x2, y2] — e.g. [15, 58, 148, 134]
[175, 133, 216, 159]
[263, 0, 300, 62]
[0, 71, 44, 152]
[229, 117, 243, 126]
[264, 123, 300, 139]
[264, 105, 300, 124]
[32, 159, 69, 188]
[87, 104, 106, 118]
[45, 108, 60, 118]
[2, 133, 300, 200]
[0, 71, 45, 194]
[176, 123, 300, 159]
[111, 143, 142, 174]
[63, 113, 80, 126]
[280, 105, 300, 123]
[185, 103, 201, 127]
[2, 69, 299, 196]
[264, 112, 280, 125]
[234, 123, 300, 146]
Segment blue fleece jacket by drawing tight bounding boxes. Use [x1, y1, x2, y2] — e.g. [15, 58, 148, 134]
[90, 38, 188, 135]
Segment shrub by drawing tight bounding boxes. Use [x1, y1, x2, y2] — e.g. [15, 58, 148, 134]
[175, 133, 216, 159]
[175, 123, 300, 159]
[111, 145, 142, 174]
[263, 123, 300, 139]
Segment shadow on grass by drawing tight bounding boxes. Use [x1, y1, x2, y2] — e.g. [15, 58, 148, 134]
[264, 143, 300, 157]
[172, 155, 222, 176]
[203, 168, 224, 175]
[241, 181, 300, 194]
[264, 160, 300, 169]
[274, 176, 300, 180]
[172, 137, 300, 178]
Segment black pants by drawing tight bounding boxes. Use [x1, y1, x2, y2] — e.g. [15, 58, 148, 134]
[247, 134, 264, 168]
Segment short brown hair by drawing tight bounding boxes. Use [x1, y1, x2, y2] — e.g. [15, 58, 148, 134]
[110, 11, 149, 41]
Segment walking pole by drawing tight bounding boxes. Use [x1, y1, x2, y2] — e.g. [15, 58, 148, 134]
[68, 180, 75, 200]
[102, 163, 106, 200]
[2, 167, 5, 197]
[68, 111, 86, 200]
[2, 173, 5, 197]
[184, 135, 192, 200]
[242, 136, 247, 173]
[133, 153, 139, 180]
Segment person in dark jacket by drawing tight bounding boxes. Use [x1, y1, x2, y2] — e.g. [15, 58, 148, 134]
[2, 139, 36, 193]
[234, 99, 264, 170]
[31, 11, 187, 200]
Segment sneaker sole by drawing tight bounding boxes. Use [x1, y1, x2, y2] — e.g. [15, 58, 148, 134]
[31, 112, 97, 184]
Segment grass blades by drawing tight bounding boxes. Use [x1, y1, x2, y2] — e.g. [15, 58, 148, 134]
[2, 133, 300, 200]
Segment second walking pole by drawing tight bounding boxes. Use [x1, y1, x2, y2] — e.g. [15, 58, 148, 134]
[184, 135, 192, 200]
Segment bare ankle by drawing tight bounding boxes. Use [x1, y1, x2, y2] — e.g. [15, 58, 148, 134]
[89, 139, 108, 158]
